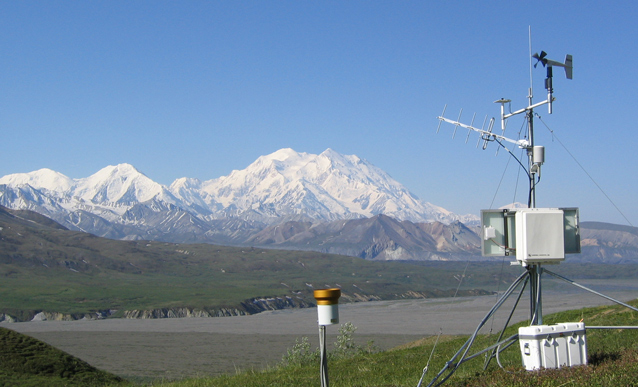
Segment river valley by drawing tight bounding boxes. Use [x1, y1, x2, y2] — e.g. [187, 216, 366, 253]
[6, 279, 638, 381]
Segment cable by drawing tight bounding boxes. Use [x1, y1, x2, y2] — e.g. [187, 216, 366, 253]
[417, 251, 474, 385]
[490, 156, 511, 209]
[485, 275, 528, 371]
[490, 117, 528, 209]
[416, 329, 442, 387]
[495, 338, 520, 371]
[493, 138, 530, 181]
[535, 113, 634, 227]
[426, 271, 529, 387]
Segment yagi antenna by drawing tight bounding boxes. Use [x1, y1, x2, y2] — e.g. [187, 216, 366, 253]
[476, 116, 488, 148]
[466, 113, 476, 144]
[481, 117, 496, 150]
[452, 109, 462, 139]
[437, 114, 527, 149]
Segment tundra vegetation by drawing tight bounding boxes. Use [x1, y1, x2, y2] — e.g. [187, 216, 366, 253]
[143, 300, 638, 386]
[6, 301, 635, 386]
[4, 216, 638, 320]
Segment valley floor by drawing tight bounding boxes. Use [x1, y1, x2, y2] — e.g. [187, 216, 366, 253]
[6, 279, 638, 381]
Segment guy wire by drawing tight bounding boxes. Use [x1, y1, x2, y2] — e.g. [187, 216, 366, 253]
[535, 113, 634, 227]
[418, 247, 474, 386]
[489, 156, 511, 209]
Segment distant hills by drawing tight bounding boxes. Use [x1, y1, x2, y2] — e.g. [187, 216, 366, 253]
[0, 204, 500, 321]
[246, 215, 482, 260]
[1, 148, 637, 262]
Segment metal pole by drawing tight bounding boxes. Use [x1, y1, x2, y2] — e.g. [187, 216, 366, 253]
[529, 264, 543, 325]
[536, 265, 543, 325]
[532, 267, 538, 324]
[526, 83, 544, 326]
[319, 325, 329, 387]
[543, 269, 638, 313]
[527, 87, 535, 209]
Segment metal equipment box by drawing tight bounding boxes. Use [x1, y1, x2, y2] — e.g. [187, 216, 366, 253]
[518, 323, 587, 370]
[515, 208, 565, 263]
[480, 207, 580, 259]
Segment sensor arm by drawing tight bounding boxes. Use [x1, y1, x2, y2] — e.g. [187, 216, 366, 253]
[503, 99, 552, 120]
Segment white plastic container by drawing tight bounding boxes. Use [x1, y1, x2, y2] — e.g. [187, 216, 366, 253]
[518, 322, 587, 370]
[314, 288, 341, 326]
[317, 304, 339, 326]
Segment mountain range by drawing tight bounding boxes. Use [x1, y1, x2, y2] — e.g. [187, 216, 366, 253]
[0, 148, 472, 223]
[0, 148, 481, 259]
[1, 148, 637, 262]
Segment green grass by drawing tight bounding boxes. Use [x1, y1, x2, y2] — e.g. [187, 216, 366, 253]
[0, 247, 493, 317]
[2, 232, 510, 319]
[144, 299, 638, 387]
[0, 327, 124, 387]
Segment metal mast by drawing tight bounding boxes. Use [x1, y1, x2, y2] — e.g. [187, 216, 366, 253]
[437, 50, 573, 328]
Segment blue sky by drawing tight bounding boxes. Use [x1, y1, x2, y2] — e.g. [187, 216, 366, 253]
[1, 1, 636, 225]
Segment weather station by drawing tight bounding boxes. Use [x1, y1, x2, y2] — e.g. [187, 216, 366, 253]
[419, 42, 638, 387]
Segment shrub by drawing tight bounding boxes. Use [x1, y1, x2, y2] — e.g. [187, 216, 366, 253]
[281, 336, 319, 367]
[281, 322, 378, 368]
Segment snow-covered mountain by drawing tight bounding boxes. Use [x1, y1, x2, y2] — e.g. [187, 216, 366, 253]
[0, 148, 478, 249]
[175, 148, 465, 223]
[0, 164, 181, 225]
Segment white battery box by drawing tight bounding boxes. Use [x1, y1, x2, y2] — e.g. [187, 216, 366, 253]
[518, 322, 587, 370]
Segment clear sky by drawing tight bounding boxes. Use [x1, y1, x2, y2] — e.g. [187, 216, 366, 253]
[1, 1, 636, 225]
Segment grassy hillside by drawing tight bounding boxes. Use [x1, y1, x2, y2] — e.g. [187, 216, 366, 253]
[3, 204, 638, 320]
[152, 299, 638, 386]
[1, 206, 502, 319]
[0, 327, 124, 386]
[1, 236, 502, 319]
